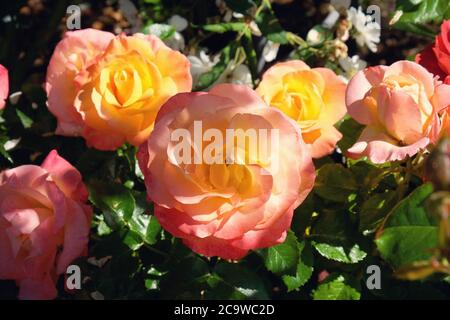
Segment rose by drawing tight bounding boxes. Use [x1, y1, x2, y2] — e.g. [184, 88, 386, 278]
[346, 60, 450, 163]
[46, 29, 192, 150]
[256, 60, 347, 158]
[137, 84, 315, 259]
[0, 150, 92, 300]
[416, 20, 450, 84]
[0, 64, 9, 109]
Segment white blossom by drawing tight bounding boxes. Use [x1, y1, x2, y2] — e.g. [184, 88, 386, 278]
[262, 40, 280, 62]
[216, 63, 253, 87]
[339, 55, 367, 79]
[348, 6, 380, 53]
[225, 64, 253, 87]
[9, 91, 22, 105]
[306, 29, 322, 45]
[188, 50, 220, 84]
[168, 14, 188, 32]
[4, 138, 20, 151]
[322, 9, 340, 29]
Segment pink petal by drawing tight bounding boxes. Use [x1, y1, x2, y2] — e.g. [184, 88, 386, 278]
[0, 64, 9, 109]
[209, 84, 266, 110]
[346, 66, 387, 125]
[347, 126, 430, 163]
[18, 274, 57, 300]
[377, 86, 424, 144]
[41, 150, 88, 201]
[56, 200, 91, 275]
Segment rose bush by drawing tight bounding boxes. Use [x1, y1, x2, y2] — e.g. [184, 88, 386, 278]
[0, 150, 92, 299]
[46, 29, 192, 150]
[137, 84, 315, 259]
[1, 0, 450, 302]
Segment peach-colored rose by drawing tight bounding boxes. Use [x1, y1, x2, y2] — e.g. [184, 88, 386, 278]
[0, 64, 9, 109]
[46, 29, 192, 150]
[346, 61, 450, 163]
[137, 84, 315, 259]
[0, 150, 92, 300]
[256, 60, 347, 158]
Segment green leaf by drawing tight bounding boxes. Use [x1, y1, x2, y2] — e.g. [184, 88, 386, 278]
[160, 255, 210, 299]
[261, 231, 299, 275]
[337, 117, 364, 153]
[195, 43, 237, 90]
[123, 230, 144, 251]
[202, 22, 246, 33]
[282, 240, 314, 291]
[255, 9, 289, 44]
[396, 0, 449, 24]
[314, 164, 358, 202]
[376, 227, 438, 268]
[224, 0, 256, 14]
[88, 181, 135, 230]
[393, 0, 449, 37]
[129, 192, 161, 245]
[312, 274, 361, 300]
[209, 262, 269, 299]
[261, 231, 313, 291]
[15, 109, 33, 129]
[0, 135, 12, 163]
[142, 23, 176, 40]
[312, 242, 367, 264]
[359, 190, 398, 233]
[376, 184, 438, 268]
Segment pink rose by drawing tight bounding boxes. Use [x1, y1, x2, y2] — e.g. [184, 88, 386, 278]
[137, 84, 315, 259]
[0, 150, 92, 300]
[346, 61, 450, 163]
[0, 64, 9, 109]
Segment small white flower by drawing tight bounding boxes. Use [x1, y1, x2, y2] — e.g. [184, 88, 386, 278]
[224, 64, 253, 87]
[4, 138, 20, 151]
[262, 40, 280, 62]
[168, 14, 188, 32]
[188, 50, 220, 84]
[9, 91, 22, 105]
[249, 21, 262, 36]
[348, 7, 380, 52]
[322, 9, 340, 29]
[306, 29, 321, 45]
[215, 63, 253, 87]
[164, 31, 185, 51]
[389, 10, 403, 26]
[339, 55, 367, 79]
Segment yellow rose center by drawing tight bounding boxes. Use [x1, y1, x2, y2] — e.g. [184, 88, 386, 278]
[270, 70, 325, 130]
